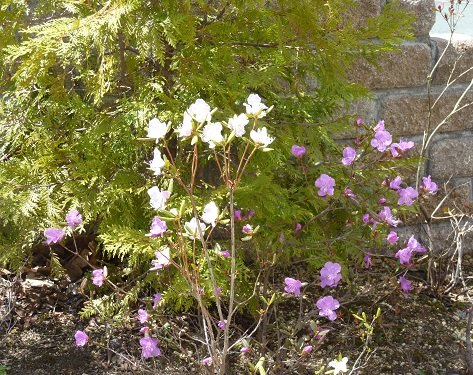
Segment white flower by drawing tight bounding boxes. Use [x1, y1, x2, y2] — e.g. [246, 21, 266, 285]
[176, 112, 193, 138]
[187, 98, 211, 123]
[149, 148, 165, 176]
[147, 186, 171, 210]
[184, 217, 206, 240]
[201, 122, 223, 148]
[147, 118, 167, 140]
[150, 247, 170, 271]
[228, 113, 249, 137]
[202, 201, 219, 227]
[250, 127, 274, 148]
[244, 94, 268, 118]
[328, 357, 348, 374]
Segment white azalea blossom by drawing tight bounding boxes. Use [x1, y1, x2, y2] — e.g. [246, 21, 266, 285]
[185, 217, 206, 240]
[328, 357, 349, 374]
[228, 113, 249, 137]
[250, 127, 274, 148]
[147, 117, 167, 140]
[201, 122, 223, 148]
[187, 98, 211, 123]
[244, 94, 268, 118]
[147, 186, 171, 210]
[202, 201, 219, 227]
[149, 148, 165, 176]
[176, 112, 193, 138]
[150, 247, 171, 271]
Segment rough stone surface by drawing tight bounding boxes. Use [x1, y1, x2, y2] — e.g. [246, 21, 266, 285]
[351, 0, 382, 25]
[393, 0, 436, 36]
[429, 137, 473, 179]
[349, 43, 432, 89]
[421, 179, 472, 216]
[380, 88, 473, 136]
[432, 36, 473, 85]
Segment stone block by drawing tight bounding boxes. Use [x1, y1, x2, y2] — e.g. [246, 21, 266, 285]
[432, 36, 473, 85]
[349, 42, 432, 89]
[420, 179, 472, 216]
[380, 87, 473, 136]
[429, 137, 473, 179]
[392, 0, 436, 36]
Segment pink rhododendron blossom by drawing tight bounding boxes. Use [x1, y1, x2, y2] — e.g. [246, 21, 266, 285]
[294, 223, 302, 232]
[316, 296, 340, 321]
[302, 345, 313, 355]
[243, 210, 255, 220]
[217, 320, 226, 331]
[320, 262, 342, 288]
[378, 206, 399, 227]
[398, 187, 418, 206]
[356, 118, 364, 126]
[150, 247, 171, 271]
[315, 174, 335, 197]
[341, 147, 356, 166]
[92, 268, 105, 287]
[66, 209, 82, 229]
[371, 121, 392, 152]
[374, 120, 385, 131]
[74, 330, 88, 347]
[44, 227, 65, 245]
[389, 176, 403, 190]
[390, 140, 414, 157]
[153, 293, 162, 309]
[202, 357, 213, 366]
[399, 276, 413, 294]
[140, 337, 161, 358]
[395, 236, 426, 265]
[284, 277, 302, 295]
[387, 231, 399, 244]
[146, 216, 167, 237]
[291, 144, 306, 157]
[138, 309, 149, 324]
[364, 254, 372, 269]
[242, 224, 253, 235]
[139, 326, 149, 334]
[420, 175, 438, 194]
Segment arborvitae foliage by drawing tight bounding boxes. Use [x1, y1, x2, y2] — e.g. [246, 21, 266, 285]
[0, 1, 413, 277]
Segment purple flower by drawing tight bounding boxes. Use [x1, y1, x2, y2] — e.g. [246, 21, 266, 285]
[390, 140, 414, 157]
[220, 250, 230, 258]
[387, 231, 399, 244]
[153, 293, 162, 309]
[398, 187, 418, 206]
[389, 176, 402, 190]
[214, 287, 222, 296]
[399, 276, 413, 294]
[138, 309, 149, 324]
[92, 268, 105, 287]
[284, 277, 302, 295]
[316, 296, 340, 321]
[315, 174, 336, 197]
[140, 337, 161, 358]
[242, 224, 253, 235]
[320, 262, 342, 288]
[302, 345, 313, 355]
[241, 347, 250, 354]
[364, 254, 372, 269]
[362, 213, 370, 224]
[395, 236, 426, 265]
[291, 144, 306, 157]
[44, 227, 65, 245]
[378, 197, 387, 204]
[420, 175, 438, 195]
[217, 320, 226, 331]
[146, 216, 167, 237]
[341, 147, 356, 166]
[244, 210, 255, 220]
[356, 118, 364, 126]
[371, 122, 392, 152]
[406, 235, 427, 254]
[234, 210, 242, 221]
[202, 357, 213, 366]
[378, 206, 398, 227]
[344, 188, 356, 198]
[74, 330, 88, 347]
[66, 209, 83, 229]
[294, 223, 302, 232]
[139, 326, 149, 334]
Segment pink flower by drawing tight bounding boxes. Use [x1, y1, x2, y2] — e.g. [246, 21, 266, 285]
[202, 357, 213, 366]
[387, 231, 399, 244]
[294, 223, 302, 232]
[92, 268, 105, 287]
[395, 236, 426, 265]
[66, 209, 83, 229]
[138, 309, 149, 324]
[240, 346, 250, 354]
[146, 216, 167, 237]
[389, 176, 402, 190]
[139, 326, 149, 334]
[234, 210, 242, 221]
[378, 197, 387, 204]
[398, 187, 418, 206]
[356, 118, 364, 126]
[242, 224, 253, 235]
[44, 227, 65, 245]
[364, 254, 372, 269]
[371, 121, 392, 152]
[291, 145, 306, 157]
[316, 296, 340, 321]
[362, 213, 370, 224]
[341, 147, 356, 166]
[74, 330, 88, 347]
[153, 293, 162, 309]
[217, 320, 226, 331]
[302, 345, 313, 355]
[420, 175, 438, 195]
[284, 277, 302, 295]
[378, 206, 399, 227]
[315, 174, 336, 197]
[344, 188, 356, 198]
[140, 337, 161, 358]
[390, 140, 414, 157]
[399, 276, 413, 294]
[214, 287, 222, 296]
[320, 262, 342, 288]
[220, 250, 230, 258]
